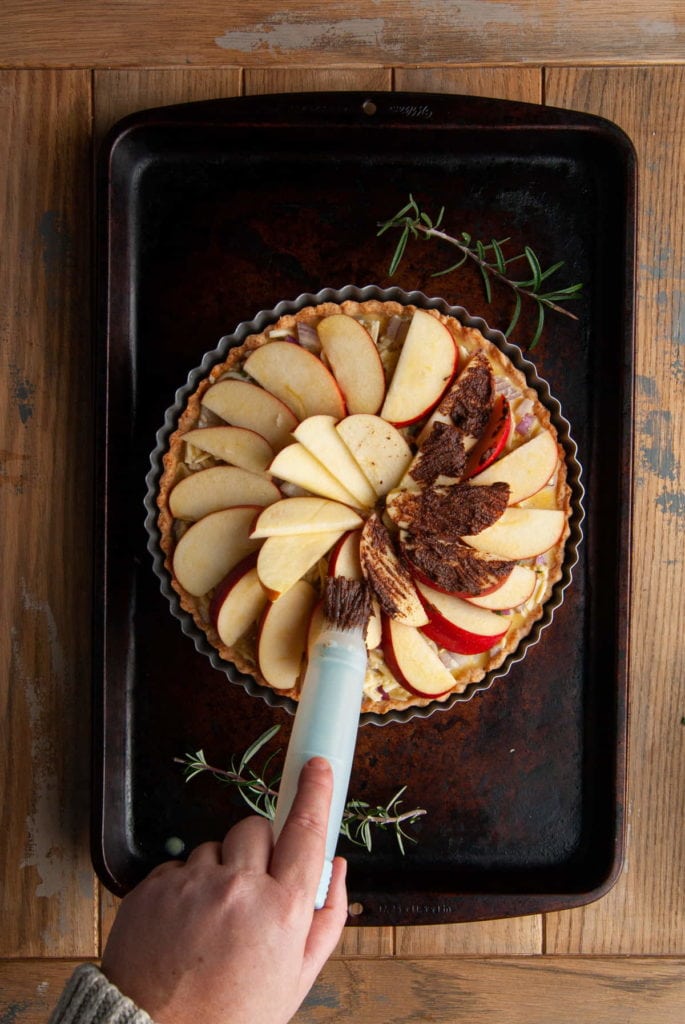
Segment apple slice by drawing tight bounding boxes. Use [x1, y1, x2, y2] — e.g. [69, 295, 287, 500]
[257, 529, 344, 600]
[469, 430, 559, 504]
[380, 309, 458, 427]
[415, 579, 508, 655]
[210, 553, 268, 647]
[172, 505, 262, 597]
[381, 617, 459, 698]
[169, 465, 281, 521]
[415, 352, 494, 447]
[257, 579, 317, 690]
[182, 426, 274, 474]
[268, 443, 361, 506]
[250, 497, 362, 538]
[306, 599, 325, 651]
[328, 529, 363, 578]
[359, 513, 428, 627]
[201, 379, 298, 451]
[244, 341, 346, 421]
[336, 414, 413, 496]
[463, 394, 512, 478]
[462, 507, 567, 559]
[292, 416, 377, 507]
[317, 314, 386, 414]
[327, 529, 382, 649]
[465, 564, 537, 610]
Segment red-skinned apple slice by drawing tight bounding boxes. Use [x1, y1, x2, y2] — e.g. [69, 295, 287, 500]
[257, 528, 345, 601]
[465, 564, 537, 610]
[463, 394, 512, 478]
[403, 556, 508, 600]
[380, 309, 458, 427]
[210, 553, 268, 647]
[182, 425, 274, 474]
[381, 616, 459, 697]
[462, 507, 566, 559]
[257, 579, 317, 690]
[415, 579, 508, 655]
[250, 497, 362, 538]
[415, 351, 493, 447]
[317, 314, 386, 414]
[244, 341, 346, 421]
[336, 414, 412, 496]
[169, 465, 281, 521]
[172, 505, 262, 597]
[328, 529, 363, 578]
[268, 443, 361, 506]
[201, 379, 298, 451]
[327, 529, 382, 649]
[469, 430, 559, 504]
[359, 513, 428, 627]
[292, 415, 377, 507]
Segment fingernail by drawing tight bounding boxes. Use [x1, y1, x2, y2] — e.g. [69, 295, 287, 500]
[306, 756, 331, 773]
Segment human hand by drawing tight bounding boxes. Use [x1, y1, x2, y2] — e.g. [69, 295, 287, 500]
[101, 757, 348, 1024]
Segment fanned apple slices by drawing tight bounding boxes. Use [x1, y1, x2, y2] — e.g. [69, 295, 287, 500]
[157, 299, 571, 714]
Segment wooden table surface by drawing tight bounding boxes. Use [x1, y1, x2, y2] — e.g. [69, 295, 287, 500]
[1, 3, 684, 1022]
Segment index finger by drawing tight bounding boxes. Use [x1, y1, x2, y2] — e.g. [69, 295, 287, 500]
[269, 757, 333, 894]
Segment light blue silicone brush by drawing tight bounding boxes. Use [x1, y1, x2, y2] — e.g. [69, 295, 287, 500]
[272, 577, 372, 909]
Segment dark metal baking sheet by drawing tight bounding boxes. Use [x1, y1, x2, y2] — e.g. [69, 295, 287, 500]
[93, 92, 635, 924]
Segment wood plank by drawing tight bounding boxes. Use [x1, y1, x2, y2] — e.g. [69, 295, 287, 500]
[1, 2, 684, 68]
[245, 67, 391, 94]
[93, 68, 241, 148]
[544, 66, 685, 955]
[395, 66, 541, 103]
[3, 958, 685, 1024]
[0, 70, 97, 958]
[299, 957, 685, 1023]
[395, 918, 541, 956]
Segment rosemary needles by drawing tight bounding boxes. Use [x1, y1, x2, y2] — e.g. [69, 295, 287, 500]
[176, 725, 426, 854]
[377, 195, 583, 349]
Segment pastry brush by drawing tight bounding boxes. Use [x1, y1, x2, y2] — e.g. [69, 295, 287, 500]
[272, 576, 372, 909]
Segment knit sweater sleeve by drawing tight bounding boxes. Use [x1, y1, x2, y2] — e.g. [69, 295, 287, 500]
[48, 964, 154, 1024]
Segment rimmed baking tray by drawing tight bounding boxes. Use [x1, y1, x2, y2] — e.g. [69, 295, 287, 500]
[93, 92, 635, 923]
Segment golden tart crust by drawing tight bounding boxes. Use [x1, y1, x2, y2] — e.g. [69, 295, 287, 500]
[157, 300, 571, 715]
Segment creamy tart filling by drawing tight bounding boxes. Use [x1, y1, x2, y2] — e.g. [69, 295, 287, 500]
[157, 299, 571, 714]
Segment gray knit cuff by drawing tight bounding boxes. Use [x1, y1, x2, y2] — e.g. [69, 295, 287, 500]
[48, 964, 154, 1024]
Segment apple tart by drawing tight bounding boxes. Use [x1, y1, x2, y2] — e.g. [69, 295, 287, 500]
[155, 296, 573, 716]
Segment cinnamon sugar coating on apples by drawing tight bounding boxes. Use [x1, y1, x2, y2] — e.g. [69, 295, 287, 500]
[359, 514, 417, 621]
[388, 480, 510, 538]
[399, 534, 515, 597]
[441, 351, 494, 436]
[408, 422, 468, 484]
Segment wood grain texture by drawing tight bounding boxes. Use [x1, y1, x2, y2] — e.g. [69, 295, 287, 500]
[544, 66, 685, 956]
[395, 917, 542, 956]
[92, 68, 241, 148]
[1, 2, 685, 68]
[395, 66, 542, 103]
[0, 70, 96, 958]
[5, 957, 685, 1024]
[245, 67, 391, 94]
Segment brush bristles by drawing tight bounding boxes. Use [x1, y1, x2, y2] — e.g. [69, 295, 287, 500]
[323, 577, 372, 633]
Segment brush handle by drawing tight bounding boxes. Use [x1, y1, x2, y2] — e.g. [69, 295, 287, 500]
[272, 627, 367, 909]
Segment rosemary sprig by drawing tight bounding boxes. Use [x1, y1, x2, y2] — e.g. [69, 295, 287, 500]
[377, 195, 583, 349]
[175, 725, 426, 853]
